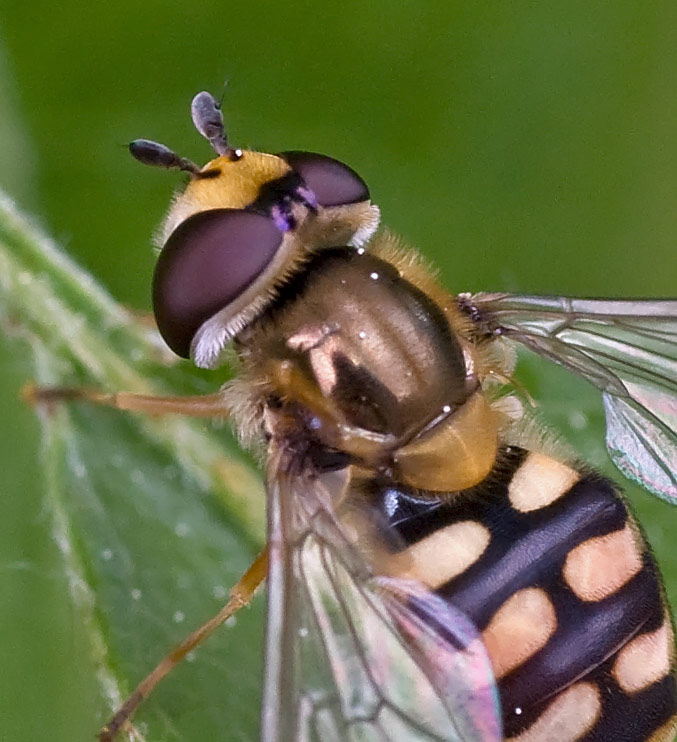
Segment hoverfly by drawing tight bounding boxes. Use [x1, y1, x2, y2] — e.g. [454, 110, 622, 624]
[31, 91, 677, 742]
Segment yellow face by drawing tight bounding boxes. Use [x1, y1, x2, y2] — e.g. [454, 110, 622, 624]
[161, 151, 292, 242]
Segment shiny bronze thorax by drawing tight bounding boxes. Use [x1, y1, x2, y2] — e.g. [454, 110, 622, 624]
[239, 245, 499, 492]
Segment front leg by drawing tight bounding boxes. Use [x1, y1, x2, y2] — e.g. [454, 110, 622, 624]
[22, 383, 232, 418]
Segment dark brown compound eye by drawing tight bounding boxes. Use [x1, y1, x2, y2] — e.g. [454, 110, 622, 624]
[278, 151, 369, 207]
[153, 209, 282, 357]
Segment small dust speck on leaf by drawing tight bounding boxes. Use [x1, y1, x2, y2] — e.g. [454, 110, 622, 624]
[131, 470, 145, 486]
[568, 410, 588, 430]
[175, 522, 190, 538]
[164, 465, 178, 480]
[212, 585, 227, 600]
[176, 572, 192, 590]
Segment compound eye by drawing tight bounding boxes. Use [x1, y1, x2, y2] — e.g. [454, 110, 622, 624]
[278, 151, 369, 207]
[153, 209, 282, 357]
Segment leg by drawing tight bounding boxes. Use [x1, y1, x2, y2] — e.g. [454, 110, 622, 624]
[98, 549, 268, 742]
[22, 383, 232, 418]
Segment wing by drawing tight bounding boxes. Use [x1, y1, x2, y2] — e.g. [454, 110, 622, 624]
[261, 456, 502, 742]
[459, 293, 677, 502]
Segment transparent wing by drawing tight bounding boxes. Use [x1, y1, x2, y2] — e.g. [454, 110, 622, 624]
[460, 293, 677, 502]
[261, 458, 501, 742]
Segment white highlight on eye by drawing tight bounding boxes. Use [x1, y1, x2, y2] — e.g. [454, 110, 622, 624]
[173, 610, 185, 624]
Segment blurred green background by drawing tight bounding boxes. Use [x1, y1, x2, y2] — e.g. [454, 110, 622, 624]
[1, 3, 676, 741]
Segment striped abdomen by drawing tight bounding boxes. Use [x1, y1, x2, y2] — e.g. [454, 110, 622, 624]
[369, 447, 677, 741]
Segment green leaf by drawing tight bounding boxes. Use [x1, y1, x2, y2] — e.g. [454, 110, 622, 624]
[0, 192, 266, 741]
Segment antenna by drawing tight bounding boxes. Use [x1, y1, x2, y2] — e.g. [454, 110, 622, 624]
[191, 91, 242, 161]
[129, 139, 202, 176]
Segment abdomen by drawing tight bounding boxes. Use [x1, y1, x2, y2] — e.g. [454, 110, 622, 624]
[365, 447, 677, 741]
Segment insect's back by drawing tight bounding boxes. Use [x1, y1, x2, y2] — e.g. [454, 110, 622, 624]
[248, 242, 501, 493]
[253, 245, 471, 437]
